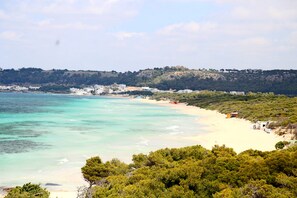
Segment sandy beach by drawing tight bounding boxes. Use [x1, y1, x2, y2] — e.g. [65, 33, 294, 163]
[136, 98, 284, 153]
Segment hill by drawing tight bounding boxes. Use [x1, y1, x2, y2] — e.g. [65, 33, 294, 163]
[0, 66, 297, 95]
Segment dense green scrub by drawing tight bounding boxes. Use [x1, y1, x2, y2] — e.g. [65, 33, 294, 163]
[81, 145, 297, 198]
[151, 92, 297, 129]
[4, 183, 49, 198]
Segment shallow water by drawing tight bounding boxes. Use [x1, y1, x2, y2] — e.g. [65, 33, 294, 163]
[0, 92, 206, 189]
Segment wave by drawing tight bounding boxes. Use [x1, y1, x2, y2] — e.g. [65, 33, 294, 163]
[57, 158, 69, 165]
[165, 125, 179, 131]
[169, 131, 184, 135]
[136, 138, 149, 146]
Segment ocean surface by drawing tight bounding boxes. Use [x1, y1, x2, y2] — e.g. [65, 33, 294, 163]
[0, 92, 206, 190]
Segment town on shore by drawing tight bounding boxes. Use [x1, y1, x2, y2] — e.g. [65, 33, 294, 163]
[0, 83, 245, 96]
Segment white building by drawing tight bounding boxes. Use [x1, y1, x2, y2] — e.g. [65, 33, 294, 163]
[230, 91, 245, 95]
[70, 84, 127, 95]
[177, 89, 193, 94]
[94, 85, 105, 95]
[253, 121, 271, 133]
[141, 87, 151, 91]
[11, 85, 29, 91]
[70, 88, 91, 95]
[29, 86, 40, 90]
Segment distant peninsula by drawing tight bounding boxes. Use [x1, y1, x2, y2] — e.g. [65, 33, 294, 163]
[0, 66, 296, 95]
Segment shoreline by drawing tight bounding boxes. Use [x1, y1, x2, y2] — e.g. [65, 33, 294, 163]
[0, 95, 285, 198]
[135, 98, 284, 153]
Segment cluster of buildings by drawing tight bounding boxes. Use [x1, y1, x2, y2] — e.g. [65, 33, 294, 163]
[69, 84, 201, 96]
[142, 87, 199, 94]
[230, 91, 245, 95]
[0, 83, 246, 97]
[69, 84, 246, 96]
[70, 84, 128, 95]
[0, 85, 40, 92]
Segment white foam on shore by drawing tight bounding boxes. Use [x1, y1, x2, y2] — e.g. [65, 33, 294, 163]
[169, 131, 184, 135]
[58, 158, 69, 165]
[136, 137, 150, 146]
[165, 125, 179, 130]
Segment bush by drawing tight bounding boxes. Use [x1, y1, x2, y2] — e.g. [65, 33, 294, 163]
[5, 183, 50, 198]
[85, 145, 297, 197]
[275, 141, 285, 149]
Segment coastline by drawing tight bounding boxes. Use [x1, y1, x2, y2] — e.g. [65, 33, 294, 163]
[0, 95, 285, 198]
[135, 98, 284, 153]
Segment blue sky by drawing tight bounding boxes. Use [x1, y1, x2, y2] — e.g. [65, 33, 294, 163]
[0, 0, 296, 71]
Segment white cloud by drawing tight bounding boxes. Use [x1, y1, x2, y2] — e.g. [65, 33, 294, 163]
[231, 7, 251, 19]
[0, 10, 8, 19]
[239, 37, 271, 46]
[229, 1, 297, 21]
[115, 32, 145, 40]
[18, 0, 141, 17]
[1, 0, 297, 70]
[6, 0, 143, 32]
[158, 22, 217, 36]
[37, 19, 101, 30]
[0, 31, 23, 41]
[266, 7, 297, 20]
[288, 32, 297, 46]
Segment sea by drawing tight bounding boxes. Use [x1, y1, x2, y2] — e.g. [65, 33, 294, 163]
[0, 92, 206, 190]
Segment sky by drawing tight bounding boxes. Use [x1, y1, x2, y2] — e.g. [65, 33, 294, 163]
[0, 0, 297, 71]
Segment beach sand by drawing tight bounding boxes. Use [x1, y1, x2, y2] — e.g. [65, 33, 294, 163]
[137, 98, 284, 153]
[49, 191, 78, 198]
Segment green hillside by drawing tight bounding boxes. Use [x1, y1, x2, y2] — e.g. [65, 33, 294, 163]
[1, 67, 297, 95]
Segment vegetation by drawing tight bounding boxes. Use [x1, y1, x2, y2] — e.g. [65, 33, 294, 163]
[81, 157, 129, 197]
[4, 144, 297, 197]
[38, 85, 73, 93]
[150, 91, 297, 138]
[0, 67, 297, 95]
[275, 141, 291, 150]
[4, 183, 49, 198]
[123, 90, 154, 96]
[81, 145, 297, 197]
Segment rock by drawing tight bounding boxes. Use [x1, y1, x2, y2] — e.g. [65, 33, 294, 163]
[45, 183, 62, 186]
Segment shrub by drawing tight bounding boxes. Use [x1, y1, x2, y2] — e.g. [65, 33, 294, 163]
[5, 183, 50, 198]
[275, 141, 285, 149]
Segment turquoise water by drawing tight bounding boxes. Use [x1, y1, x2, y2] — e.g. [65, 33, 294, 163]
[0, 92, 205, 190]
